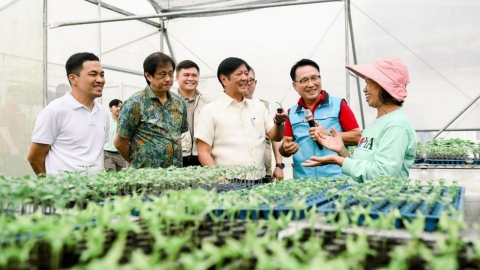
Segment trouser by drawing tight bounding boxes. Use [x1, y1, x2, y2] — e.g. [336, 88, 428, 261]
[104, 150, 127, 172]
[183, 155, 202, 167]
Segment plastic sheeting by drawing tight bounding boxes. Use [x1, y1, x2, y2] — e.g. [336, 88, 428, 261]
[0, 0, 479, 177]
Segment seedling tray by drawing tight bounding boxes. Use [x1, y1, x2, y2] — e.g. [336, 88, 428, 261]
[203, 183, 263, 193]
[207, 184, 351, 221]
[413, 158, 424, 164]
[317, 186, 465, 231]
[425, 158, 467, 165]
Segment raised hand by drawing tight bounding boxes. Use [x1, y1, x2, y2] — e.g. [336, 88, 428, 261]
[273, 109, 289, 125]
[302, 155, 340, 167]
[311, 126, 345, 153]
[282, 136, 299, 155]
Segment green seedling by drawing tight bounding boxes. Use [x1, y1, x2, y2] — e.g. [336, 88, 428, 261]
[275, 101, 284, 113]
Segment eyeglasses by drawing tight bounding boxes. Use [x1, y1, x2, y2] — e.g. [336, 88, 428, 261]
[157, 72, 174, 79]
[294, 75, 321, 85]
[247, 77, 256, 85]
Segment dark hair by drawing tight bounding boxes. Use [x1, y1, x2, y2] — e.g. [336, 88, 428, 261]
[109, 99, 123, 107]
[249, 66, 256, 77]
[143, 52, 176, 85]
[379, 87, 404, 107]
[290, 59, 320, 81]
[176, 60, 199, 74]
[65, 53, 100, 80]
[217, 57, 250, 88]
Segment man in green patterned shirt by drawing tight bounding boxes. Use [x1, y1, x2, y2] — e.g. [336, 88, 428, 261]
[114, 52, 188, 168]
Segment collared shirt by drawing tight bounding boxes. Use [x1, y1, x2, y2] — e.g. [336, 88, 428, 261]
[104, 115, 118, 152]
[195, 92, 274, 179]
[31, 92, 109, 175]
[284, 90, 359, 136]
[117, 86, 188, 169]
[177, 89, 200, 135]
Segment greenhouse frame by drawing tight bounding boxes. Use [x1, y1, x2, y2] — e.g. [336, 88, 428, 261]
[1, 0, 480, 268]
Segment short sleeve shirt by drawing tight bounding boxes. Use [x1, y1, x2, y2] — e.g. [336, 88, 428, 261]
[284, 90, 359, 136]
[117, 86, 188, 168]
[31, 93, 110, 175]
[194, 92, 274, 179]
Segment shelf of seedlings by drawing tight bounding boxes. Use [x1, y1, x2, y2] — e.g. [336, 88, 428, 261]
[413, 139, 480, 169]
[316, 178, 465, 232]
[0, 168, 478, 270]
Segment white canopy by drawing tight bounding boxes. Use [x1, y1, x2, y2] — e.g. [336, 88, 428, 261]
[0, 0, 479, 176]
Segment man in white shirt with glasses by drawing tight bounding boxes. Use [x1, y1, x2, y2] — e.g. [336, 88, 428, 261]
[195, 57, 288, 182]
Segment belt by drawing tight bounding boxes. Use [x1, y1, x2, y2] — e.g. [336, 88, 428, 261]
[104, 150, 119, 155]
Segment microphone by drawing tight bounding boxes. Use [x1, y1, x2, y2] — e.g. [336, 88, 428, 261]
[304, 109, 323, 150]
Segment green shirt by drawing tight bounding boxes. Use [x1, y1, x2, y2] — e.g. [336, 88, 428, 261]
[342, 110, 416, 183]
[117, 86, 188, 168]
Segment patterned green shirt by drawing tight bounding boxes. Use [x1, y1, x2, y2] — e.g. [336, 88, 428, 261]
[117, 86, 188, 168]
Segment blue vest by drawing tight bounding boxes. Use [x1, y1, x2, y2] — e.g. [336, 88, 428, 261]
[289, 92, 345, 179]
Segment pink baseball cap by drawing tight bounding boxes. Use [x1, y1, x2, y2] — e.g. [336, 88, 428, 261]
[346, 57, 409, 101]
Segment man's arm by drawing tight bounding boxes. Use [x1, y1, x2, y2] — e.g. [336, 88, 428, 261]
[340, 128, 362, 146]
[266, 110, 288, 142]
[272, 141, 284, 180]
[28, 142, 51, 176]
[197, 139, 215, 166]
[114, 135, 131, 163]
[266, 124, 285, 142]
[338, 100, 362, 146]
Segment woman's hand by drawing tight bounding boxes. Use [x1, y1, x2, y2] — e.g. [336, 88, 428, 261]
[310, 126, 345, 153]
[302, 155, 344, 167]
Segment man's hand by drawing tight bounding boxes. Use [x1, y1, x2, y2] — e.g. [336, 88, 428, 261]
[302, 155, 343, 167]
[282, 137, 299, 155]
[273, 109, 288, 125]
[272, 167, 284, 180]
[311, 127, 345, 154]
[308, 120, 329, 137]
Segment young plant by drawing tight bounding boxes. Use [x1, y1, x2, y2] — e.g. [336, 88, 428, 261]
[275, 101, 284, 113]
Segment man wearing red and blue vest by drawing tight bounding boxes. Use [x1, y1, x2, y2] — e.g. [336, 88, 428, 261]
[279, 59, 361, 179]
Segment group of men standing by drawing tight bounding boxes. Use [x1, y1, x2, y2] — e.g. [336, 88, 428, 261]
[27, 51, 361, 181]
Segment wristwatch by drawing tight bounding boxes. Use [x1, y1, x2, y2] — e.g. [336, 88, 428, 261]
[276, 163, 285, 169]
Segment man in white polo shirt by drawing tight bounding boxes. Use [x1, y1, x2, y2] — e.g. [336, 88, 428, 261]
[195, 57, 288, 182]
[103, 99, 127, 172]
[28, 52, 109, 175]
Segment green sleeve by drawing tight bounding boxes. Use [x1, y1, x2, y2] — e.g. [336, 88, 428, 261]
[341, 126, 409, 183]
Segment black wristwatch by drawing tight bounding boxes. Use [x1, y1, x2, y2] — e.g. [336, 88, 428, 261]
[276, 163, 285, 169]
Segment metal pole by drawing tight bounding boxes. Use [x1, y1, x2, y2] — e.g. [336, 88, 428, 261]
[159, 20, 164, 53]
[97, 0, 102, 104]
[0, 0, 21, 12]
[432, 93, 480, 139]
[102, 30, 159, 55]
[97, 0, 102, 61]
[344, 0, 349, 104]
[164, 30, 176, 63]
[346, 0, 365, 129]
[50, 0, 341, 28]
[43, 0, 48, 107]
[83, 0, 162, 28]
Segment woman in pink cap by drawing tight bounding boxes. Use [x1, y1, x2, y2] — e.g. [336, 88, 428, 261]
[302, 57, 416, 183]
